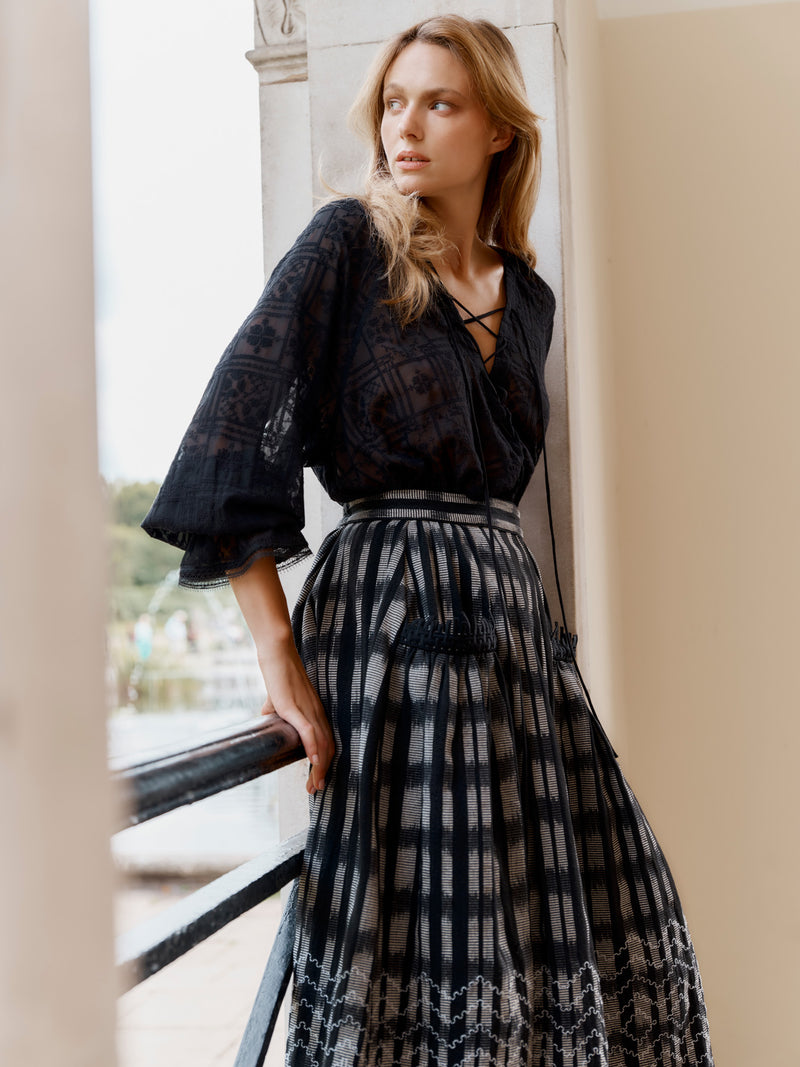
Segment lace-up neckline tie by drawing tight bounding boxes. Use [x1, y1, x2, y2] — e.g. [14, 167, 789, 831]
[447, 292, 506, 364]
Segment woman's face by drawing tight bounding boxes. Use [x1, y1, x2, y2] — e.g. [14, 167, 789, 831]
[380, 40, 508, 205]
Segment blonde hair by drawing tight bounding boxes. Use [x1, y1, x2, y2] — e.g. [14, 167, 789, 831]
[348, 14, 543, 326]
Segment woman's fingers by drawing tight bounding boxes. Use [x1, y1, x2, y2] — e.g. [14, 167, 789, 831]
[260, 690, 331, 790]
[299, 697, 334, 790]
[256, 642, 334, 792]
[227, 558, 333, 793]
[270, 697, 332, 792]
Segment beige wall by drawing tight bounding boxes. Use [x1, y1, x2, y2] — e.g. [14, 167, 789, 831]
[0, 2, 119, 1064]
[590, 3, 800, 1063]
[2, 0, 791, 1060]
[561, 3, 623, 745]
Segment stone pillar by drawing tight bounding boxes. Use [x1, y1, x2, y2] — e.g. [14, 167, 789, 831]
[304, 0, 584, 634]
[0, 2, 119, 1064]
[247, 2, 343, 567]
[247, 0, 318, 848]
[247, 0, 313, 276]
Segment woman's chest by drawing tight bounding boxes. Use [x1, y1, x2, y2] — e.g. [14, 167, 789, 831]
[332, 309, 545, 452]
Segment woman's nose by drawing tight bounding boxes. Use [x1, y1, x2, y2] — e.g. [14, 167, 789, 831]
[398, 106, 422, 140]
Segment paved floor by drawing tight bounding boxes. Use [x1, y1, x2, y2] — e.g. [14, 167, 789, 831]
[115, 878, 287, 1067]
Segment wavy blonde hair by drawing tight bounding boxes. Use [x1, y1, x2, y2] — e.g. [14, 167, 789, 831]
[348, 14, 543, 326]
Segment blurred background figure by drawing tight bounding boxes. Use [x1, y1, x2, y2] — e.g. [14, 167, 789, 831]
[133, 613, 154, 661]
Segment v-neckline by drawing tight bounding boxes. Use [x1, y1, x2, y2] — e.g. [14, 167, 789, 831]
[438, 254, 511, 380]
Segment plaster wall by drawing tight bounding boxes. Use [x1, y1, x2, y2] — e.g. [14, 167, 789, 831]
[597, 4, 800, 1062]
[0, 1, 119, 1063]
[558, 3, 620, 736]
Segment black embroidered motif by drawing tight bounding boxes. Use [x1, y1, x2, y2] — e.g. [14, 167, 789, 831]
[398, 615, 497, 655]
[142, 198, 556, 587]
[244, 321, 277, 353]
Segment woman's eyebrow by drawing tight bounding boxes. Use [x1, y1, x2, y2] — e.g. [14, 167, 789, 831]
[383, 82, 468, 100]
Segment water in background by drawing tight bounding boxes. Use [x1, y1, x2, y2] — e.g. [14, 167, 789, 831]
[109, 707, 283, 875]
[106, 564, 303, 875]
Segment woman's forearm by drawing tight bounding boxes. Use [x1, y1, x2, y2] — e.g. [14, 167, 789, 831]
[228, 554, 294, 656]
[229, 554, 334, 792]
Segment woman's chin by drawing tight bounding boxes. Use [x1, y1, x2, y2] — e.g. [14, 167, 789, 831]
[391, 172, 429, 197]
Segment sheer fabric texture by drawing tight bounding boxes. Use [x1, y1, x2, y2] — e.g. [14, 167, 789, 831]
[142, 198, 554, 585]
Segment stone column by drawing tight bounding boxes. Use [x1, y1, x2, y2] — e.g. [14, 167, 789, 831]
[247, 2, 344, 566]
[247, 0, 313, 276]
[247, 0, 318, 849]
[0, 2, 119, 1064]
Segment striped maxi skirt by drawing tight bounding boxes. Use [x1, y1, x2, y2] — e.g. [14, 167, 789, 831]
[284, 490, 714, 1067]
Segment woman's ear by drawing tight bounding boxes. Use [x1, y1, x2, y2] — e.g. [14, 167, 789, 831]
[489, 124, 515, 156]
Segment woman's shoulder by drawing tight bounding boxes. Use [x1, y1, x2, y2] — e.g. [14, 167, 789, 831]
[302, 196, 373, 251]
[505, 251, 556, 318]
[267, 197, 376, 290]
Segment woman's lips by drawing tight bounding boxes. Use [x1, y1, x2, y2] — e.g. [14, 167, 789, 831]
[395, 157, 430, 171]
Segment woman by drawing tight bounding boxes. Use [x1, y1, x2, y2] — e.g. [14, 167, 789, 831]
[143, 15, 714, 1067]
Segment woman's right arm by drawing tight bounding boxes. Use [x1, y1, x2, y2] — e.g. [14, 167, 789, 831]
[229, 555, 334, 794]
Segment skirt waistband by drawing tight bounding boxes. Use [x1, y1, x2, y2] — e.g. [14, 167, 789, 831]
[341, 490, 522, 535]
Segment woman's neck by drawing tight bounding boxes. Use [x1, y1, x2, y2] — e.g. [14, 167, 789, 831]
[424, 189, 490, 279]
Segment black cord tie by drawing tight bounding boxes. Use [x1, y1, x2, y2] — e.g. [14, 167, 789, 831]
[540, 424, 619, 759]
[462, 367, 510, 651]
[438, 268, 617, 759]
[441, 286, 505, 366]
[437, 285, 512, 656]
[447, 292, 506, 335]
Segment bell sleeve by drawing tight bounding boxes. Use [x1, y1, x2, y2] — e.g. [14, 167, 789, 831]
[141, 199, 353, 587]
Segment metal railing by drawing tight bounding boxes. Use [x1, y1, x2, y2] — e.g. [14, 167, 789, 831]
[111, 713, 305, 1067]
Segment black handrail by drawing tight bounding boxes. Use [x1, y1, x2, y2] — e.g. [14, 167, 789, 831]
[115, 830, 305, 993]
[112, 713, 307, 1066]
[111, 713, 304, 830]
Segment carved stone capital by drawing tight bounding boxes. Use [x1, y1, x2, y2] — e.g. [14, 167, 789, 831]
[254, 0, 306, 45]
[247, 0, 307, 84]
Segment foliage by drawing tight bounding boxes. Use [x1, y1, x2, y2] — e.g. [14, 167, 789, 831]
[106, 479, 162, 527]
[102, 478, 183, 594]
[108, 581, 207, 623]
[107, 523, 182, 589]
[103, 482, 249, 710]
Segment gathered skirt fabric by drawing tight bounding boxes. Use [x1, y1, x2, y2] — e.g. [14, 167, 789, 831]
[285, 490, 714, 1067]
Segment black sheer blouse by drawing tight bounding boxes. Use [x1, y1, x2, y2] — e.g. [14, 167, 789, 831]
[142, 198, 556, 587]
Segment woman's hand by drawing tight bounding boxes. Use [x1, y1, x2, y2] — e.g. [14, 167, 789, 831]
[228, 554, 334, 794]
[257, 633, 334, 794]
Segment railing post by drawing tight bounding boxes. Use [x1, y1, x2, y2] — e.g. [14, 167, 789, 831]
[234, 880, 299, 1067]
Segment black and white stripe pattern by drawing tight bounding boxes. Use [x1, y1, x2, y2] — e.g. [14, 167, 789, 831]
[285, 490, 713, 1067]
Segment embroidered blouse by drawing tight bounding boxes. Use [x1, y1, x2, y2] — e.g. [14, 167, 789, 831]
[142, 198, 556, 587]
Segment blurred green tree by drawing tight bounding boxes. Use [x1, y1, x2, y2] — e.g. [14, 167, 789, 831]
[108, 523, 181, 587]
[104, 479, 182, 593]
[108, 479, 162, 527]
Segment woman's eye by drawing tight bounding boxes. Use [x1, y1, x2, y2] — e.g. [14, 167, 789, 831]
[385, 99, 403, 112]
[431, 101, 452, 111]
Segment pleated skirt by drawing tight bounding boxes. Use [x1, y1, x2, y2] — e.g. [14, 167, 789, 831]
[285, 490, 714, 1067]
